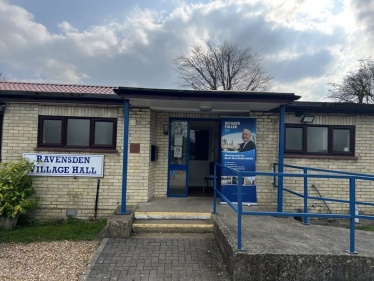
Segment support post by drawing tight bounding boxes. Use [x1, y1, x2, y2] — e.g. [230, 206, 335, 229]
[277, 105, 285, 212]
[120, 99, 131, 215]
[213, 162, 217, 214]
[237, 172, 244, 250]
[347, 177, 357, 254]
[303, 168, 309, 225]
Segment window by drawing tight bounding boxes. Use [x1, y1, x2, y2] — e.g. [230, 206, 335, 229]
[285, 124, 354, 156]
[189, 129, 209, 160]
[38, 116, 117, 149]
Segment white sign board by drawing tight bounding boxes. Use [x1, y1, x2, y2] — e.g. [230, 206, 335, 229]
[23, 153, 104, 177]
[174, 146, 182, 158]
[174, 134, 183, 146]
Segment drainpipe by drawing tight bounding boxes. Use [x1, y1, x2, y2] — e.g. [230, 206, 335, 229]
[120, 99, 131, 215]
[277, 105, 285, 212]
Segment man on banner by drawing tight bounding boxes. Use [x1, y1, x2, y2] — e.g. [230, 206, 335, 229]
[238, 129, 256, 152]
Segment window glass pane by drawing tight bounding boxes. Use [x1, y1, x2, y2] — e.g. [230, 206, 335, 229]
[189, 130, 209, 160]
[307, 127, 328, 153]
[170, 121, 188, 165]
[67, 119, 90, 146]
[286, 127, 303, 151]
[333, 129, 351, 152]
[43, 119, 62, 144]
[169, 170, 186, 195]
[94, 121, 114, 145]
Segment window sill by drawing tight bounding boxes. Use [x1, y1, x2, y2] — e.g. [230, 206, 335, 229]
[285, 154, 358, 160]
[34, 147, 119, 154]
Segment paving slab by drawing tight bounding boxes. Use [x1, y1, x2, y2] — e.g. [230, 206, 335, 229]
[85, 238, 229, 281]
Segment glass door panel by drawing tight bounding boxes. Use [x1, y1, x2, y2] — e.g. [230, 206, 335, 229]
[169, 170, 187, 195]
[168, 120, 189, 197]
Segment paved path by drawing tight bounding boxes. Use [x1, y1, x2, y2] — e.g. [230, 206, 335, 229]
[85, 238, 229, 281]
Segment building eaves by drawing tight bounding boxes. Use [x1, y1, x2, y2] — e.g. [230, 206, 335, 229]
[286, 101, 374, 115]
[115, 87, 300, 103]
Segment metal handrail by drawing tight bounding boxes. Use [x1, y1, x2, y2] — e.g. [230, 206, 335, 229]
[213, 162, 374, 254]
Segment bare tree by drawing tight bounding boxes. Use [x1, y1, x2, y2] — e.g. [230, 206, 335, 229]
[173, 41, 272, 92]
[327, 58, 374, 104]
[0, 70, 6, 82]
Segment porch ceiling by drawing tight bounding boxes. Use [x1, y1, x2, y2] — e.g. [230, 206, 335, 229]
[115, 87, 300, 113]
[128, 98, 284, 112]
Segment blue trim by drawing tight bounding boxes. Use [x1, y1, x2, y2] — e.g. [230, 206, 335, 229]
[277, 105, 285, 212]
[120, 99, 130, 215]
[166, 118, 172, 197]
[213, 163, 217, 214]
[355, 201, 374, 207]
[167, 119, 190, 198]
[348, 178, 357, 254]
[241, 211, 351, 219]
[357, 215, 374, 220]
[303, 168, 309, 225]
[283, 164, 374, 179]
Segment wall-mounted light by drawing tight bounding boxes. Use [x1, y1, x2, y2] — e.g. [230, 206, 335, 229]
[164, 125, 168, 136]
[0, 104, 5, 112]
[301, 115, 315, 123]
[199, 105, 212, 112]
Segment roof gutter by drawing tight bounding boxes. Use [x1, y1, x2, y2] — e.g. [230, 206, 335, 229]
[114, 87, 300, 104]
[0, 90, 123, 105]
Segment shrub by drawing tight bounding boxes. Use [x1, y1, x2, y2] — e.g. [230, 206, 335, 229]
[0, 158, 38, 218]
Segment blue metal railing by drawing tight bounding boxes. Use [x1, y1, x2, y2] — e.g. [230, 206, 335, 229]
[213, 162, 374, 254]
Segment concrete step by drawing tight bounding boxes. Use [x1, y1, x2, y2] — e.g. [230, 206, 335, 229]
[132, 219, 213, 233]
[130, 232, 214, 239]
[134, 211, 211, 220]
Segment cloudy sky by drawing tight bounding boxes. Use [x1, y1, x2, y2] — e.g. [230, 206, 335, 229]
[0, 0, 373, 101]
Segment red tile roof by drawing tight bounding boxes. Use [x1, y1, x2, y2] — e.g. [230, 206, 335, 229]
[0, 82, 117, 95]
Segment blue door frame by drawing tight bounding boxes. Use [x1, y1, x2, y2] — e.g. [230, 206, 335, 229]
[167, 117, 221, 197]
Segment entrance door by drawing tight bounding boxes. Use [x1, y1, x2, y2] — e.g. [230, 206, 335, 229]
[168, 120, 189, 197]
[188, 120, 220, 196]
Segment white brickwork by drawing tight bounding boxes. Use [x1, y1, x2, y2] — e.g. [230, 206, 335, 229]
[2, 103, 124, 221]
[2, 102, 374, 221]
[283, 113, 374, 215]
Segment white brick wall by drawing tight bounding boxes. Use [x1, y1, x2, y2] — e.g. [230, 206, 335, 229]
[2, 103, 124, 221]
[283, 113, 374, 215]
[2, 102, 374, 221]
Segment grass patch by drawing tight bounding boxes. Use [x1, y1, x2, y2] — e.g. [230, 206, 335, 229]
[0, 218, 107, 243]
[356, 225, 374, 232]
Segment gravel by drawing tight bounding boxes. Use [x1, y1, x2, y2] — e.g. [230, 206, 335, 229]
[0, 241, 98, 281]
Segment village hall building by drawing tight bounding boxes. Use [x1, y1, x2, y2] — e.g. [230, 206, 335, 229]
[0, 81, 373, 221]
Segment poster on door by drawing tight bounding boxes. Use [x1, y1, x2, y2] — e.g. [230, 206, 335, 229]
[220, 118, 257, 204]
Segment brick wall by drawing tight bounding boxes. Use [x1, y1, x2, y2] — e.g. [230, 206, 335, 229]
[3, 102, 373, 220]
[126, 108, 152, 204]
[283, 113, 374, 215]
[2, 103, 125, 221]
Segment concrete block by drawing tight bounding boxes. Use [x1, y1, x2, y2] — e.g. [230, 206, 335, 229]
[105, 206, 135, 238]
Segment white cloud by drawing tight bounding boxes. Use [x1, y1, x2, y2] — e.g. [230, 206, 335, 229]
[58, 21, 79, 33]
[0, 0, 373, 100]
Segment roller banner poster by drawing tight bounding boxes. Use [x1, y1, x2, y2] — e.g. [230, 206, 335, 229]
[220, 118, 257, 204]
